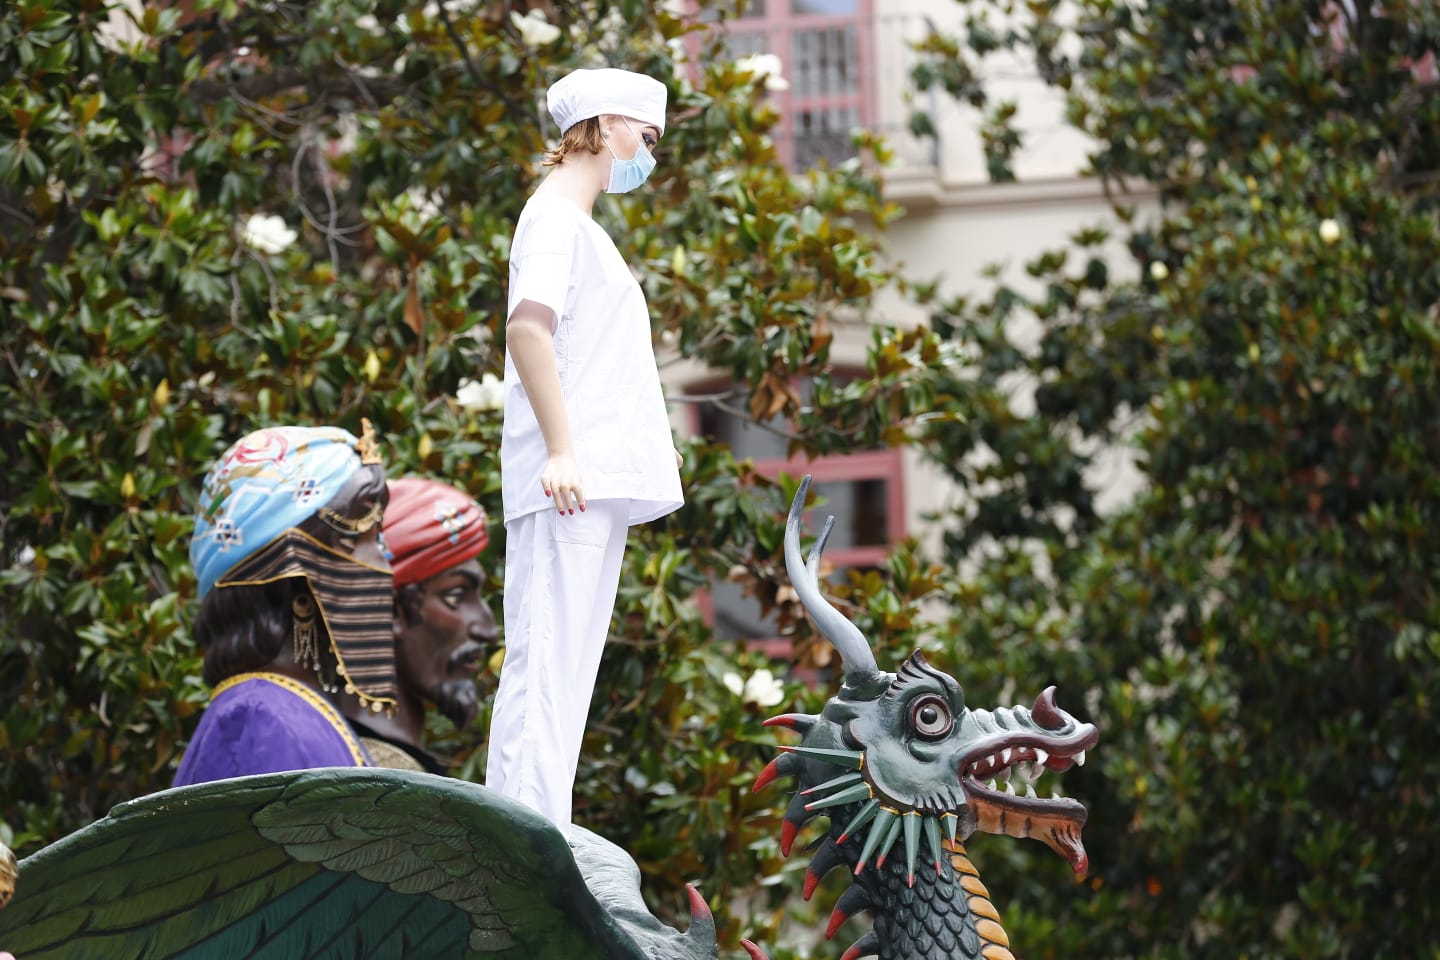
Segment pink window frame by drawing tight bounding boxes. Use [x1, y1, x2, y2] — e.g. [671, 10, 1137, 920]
[687, 0, 876, 169]
[683, 379, 905, 654]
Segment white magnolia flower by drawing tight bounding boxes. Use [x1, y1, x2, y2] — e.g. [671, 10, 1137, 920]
[596, 6, 625, 51]
[510, 10, 561, 47]
[455, 372, 504, 411]
[1149, 261, 1169, 282]
[736, 53, 790, 92]
[420, 0, 472, 17]
[401, 0, 471, 33]
[722, 671, 745, 697]
[353, 13, 384, 37]
[741, 668, 786, 708]
[404, 186, 442, 220]
[1319, 218, 1341, 245]
[241, 213, 297, 255]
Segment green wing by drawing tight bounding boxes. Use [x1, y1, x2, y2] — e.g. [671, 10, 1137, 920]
[0, 768, 690, 960]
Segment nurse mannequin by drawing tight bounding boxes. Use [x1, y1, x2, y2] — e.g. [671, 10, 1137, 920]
[488, 68, 683, 825]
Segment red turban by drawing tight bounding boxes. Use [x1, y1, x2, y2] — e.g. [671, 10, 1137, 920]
[384, 477, 490, 587]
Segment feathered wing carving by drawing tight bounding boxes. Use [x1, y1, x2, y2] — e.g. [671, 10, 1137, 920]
[0, 768, 718, 960]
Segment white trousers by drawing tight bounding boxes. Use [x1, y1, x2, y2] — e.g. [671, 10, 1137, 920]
[486, 499, 629, 825]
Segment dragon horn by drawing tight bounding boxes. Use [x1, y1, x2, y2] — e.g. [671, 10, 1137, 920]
[804, 838, 850, 901]
[785, 476, 883, 691]
[826, 884, 875, 939]
[682, 884, 717, 948]
[840, 932, 881, 960]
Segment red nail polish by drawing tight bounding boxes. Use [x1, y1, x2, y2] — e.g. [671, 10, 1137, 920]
[545, 490, 551, 497]
[579, 504, 586, 512]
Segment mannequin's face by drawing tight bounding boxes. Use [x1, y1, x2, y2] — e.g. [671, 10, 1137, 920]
[602, 114, 660, 162]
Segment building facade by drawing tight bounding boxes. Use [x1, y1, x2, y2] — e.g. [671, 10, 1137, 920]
[669, 0, 1150, 641]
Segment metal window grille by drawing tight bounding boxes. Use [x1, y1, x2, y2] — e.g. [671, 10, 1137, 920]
[718, 0, 873, 169]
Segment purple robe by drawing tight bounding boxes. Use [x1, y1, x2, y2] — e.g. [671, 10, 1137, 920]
[173, 673, 371, 787]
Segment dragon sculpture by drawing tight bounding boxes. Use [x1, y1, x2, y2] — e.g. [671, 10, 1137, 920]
[750, 476, 1099, 959]
[0, 478, 1096, 959]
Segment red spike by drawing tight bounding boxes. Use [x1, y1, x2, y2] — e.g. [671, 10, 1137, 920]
[752, 757, 784, 794]
[740, 939, 769, 960]
[851, 858, 867, 877]
[840, 947, 864, 960]
[803, 868, 820, 901]
[763, 713, 801, 728]
[934, 858, 943, 875]
[906, 871, 915, 888]
[685, 883, 712, 922]
[780, 819, 799, 857]
[826, 903, 851, 939]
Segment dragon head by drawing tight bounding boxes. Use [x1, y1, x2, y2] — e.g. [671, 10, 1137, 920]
[757, 476, 1098, 898]
[821, 650, 1097, 874]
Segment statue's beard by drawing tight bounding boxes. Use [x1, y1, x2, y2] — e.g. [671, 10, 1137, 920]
[431, 676, 479, 729]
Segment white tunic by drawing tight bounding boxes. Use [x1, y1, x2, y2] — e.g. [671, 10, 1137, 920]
[501, 193, 683, 526]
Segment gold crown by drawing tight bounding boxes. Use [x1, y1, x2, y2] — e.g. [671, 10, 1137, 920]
[356, 417, 383, 465]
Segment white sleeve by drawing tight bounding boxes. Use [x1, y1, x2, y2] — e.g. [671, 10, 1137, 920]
[508, 207, 576, 329]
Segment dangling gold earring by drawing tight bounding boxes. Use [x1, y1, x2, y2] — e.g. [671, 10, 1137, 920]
[292, 593, 318, 668]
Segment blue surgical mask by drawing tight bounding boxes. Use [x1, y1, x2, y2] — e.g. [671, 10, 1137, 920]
[603, 118, 656, 194]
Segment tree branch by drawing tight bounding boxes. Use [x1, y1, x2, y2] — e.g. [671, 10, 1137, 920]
[436, 2, 538, 127]
[190, 66, 407, 105]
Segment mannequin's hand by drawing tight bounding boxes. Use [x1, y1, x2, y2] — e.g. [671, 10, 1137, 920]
[542, 453, 586, 515]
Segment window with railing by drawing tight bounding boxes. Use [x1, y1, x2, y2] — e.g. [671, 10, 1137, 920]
[708, 0, 875, 169]
[687, 375, 904, 654]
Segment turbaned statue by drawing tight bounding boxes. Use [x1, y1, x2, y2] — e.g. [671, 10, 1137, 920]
[0, 477, 1096, 959]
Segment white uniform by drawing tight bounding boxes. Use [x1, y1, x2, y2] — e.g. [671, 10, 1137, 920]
[489, 192, 683, 824]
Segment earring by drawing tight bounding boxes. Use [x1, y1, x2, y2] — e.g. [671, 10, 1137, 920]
[292, 594, 318, 668]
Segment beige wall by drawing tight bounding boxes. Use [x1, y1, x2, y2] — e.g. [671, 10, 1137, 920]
[874, 0, 1098, 184]
[874, 0, 1156, 534]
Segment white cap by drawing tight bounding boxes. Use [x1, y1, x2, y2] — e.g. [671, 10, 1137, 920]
[547, 68, 668, 136]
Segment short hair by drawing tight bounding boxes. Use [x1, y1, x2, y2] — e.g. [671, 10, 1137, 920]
[543, 117, 604, 167]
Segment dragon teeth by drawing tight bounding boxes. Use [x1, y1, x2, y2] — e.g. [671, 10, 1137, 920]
[987, 779, 998, 791]
[1034, 747, 1049, 765]
[1076, 750, 1086, 767]
[1000, 748, 1013, 765]
[1025, 783, 1037, 799]
[1004, 781, 1016, 796]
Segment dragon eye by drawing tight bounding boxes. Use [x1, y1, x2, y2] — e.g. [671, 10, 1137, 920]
[909, 695, 953, 739]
